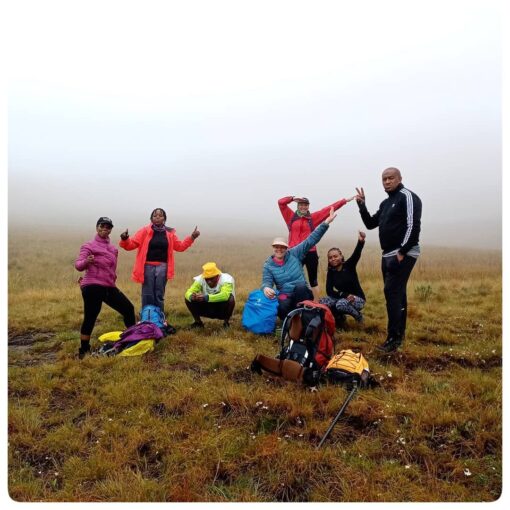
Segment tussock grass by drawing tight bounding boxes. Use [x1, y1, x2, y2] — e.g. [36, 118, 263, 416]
[8, 231, 501, 502]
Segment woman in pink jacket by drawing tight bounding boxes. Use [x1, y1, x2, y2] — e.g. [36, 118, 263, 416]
[119, 208, 200, 317]
[75, 217, 136, 359]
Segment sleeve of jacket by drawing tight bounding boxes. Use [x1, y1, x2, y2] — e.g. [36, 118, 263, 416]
[172, 233, 194, 252]
[261, 262, 275, 290]
[290, 222, 329, 261]
[344, 240, 365, 268]
[184, 280, 202, 301]
[311, 198, 347, 224]
[399, 192, 422, 254]
[207, 282, 233, 303]
[119, 227, 145, 251]
[357, 201, 381, 230]
[278, 196, 295, 225]
[325, 272, 339, 299]
[75, 244, 91, 271]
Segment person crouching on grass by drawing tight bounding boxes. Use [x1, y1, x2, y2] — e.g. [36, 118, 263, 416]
[262, 206, 338, 320]
[75, 217, 136, 359]
[185, 262, 235, 328]
[319, 231, 367, 327]
[119, 207, 200, 325]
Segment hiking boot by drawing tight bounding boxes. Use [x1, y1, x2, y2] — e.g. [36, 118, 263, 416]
[222, 321, 230, 329]
[189, 321, 205, 329]
[376, 337, 402, 353]
[78, 345, 91, 359]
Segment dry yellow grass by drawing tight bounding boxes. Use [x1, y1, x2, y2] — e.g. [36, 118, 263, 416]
[8, 230, 502, 502]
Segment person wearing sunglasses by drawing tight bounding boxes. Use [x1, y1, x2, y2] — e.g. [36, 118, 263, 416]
[74, 217, 136, 359]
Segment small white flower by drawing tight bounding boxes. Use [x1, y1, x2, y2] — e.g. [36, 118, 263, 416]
[202, 403, 208, 408]
[255, 401, 263, 407]
[108, 418, 113, 422]
[262, 406, 269, 410]
[299, 434, 304, 437]
[405, 465, 410, 469]
[464, 468, 472, 477]
[220, 401, 226, 406]
[284, 434, 291, 438]
[387, 371, 393, 378]
[54, 472, 59, 476]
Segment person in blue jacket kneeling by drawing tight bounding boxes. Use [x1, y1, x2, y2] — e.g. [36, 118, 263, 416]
[262, 207, 338, 320]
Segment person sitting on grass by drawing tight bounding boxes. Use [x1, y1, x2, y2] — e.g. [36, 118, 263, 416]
[320, 231, 367, 327]
[75, 217, 136, 359]
[262, 207, 338, 320]
[184, 262, 235, 328]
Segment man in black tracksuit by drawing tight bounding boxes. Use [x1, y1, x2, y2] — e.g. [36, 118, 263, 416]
[356, 167, 422, 352]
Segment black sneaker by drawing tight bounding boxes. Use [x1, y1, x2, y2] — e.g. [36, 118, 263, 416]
[78, 345, 91, 359]
[189, 321, 205, 329]
[376, 337, 402, 353]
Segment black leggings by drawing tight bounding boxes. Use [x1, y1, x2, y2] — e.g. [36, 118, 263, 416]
[303, 251, 319, 287]
[80, 285, 136, 336]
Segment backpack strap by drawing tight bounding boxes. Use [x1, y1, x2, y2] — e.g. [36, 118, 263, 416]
[288, 212, 314, 232]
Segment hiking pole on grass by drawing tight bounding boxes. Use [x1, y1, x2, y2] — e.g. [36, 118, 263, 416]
[317, 381, 358, 449]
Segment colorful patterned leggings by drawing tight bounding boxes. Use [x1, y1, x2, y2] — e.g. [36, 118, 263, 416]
[319, 295, 365, 322]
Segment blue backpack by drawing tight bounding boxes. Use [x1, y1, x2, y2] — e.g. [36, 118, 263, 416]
[242, 289, 279, 334]
[140, 305, 166, 329]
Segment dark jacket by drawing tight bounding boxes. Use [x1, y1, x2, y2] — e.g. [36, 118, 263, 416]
[326, 240, 365, 300]
[357, 183, 422, 255]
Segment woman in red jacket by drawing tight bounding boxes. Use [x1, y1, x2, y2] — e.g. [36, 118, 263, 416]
[278, 195, 355, 300]
[119, 208, 200, 318]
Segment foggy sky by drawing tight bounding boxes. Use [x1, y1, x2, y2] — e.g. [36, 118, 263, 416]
[7, 0, 502, 248]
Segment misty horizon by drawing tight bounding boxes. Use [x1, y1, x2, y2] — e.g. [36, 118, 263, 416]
[7, 1, 502, 250]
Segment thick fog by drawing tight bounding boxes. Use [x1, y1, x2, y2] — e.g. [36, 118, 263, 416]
[7, 0, 502, 248]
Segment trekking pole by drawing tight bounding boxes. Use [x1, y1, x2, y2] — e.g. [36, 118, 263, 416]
[317, 381, 358, 449]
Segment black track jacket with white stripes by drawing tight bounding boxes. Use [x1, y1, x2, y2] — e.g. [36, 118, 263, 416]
[357, 183, 422, 255]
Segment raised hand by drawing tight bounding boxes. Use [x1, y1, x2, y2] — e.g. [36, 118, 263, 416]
[191, 226, 200, 240]
[355, 187, 365, 204]
[324, 206, 337, 225]
[120, 229, 129, 241]
[358, 231, 366, 242]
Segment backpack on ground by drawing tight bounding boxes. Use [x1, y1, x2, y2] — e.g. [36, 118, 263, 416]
[97, 321, 164, 357]
[325, 349, 371, 389]
[242, 289, 279, 334]
[140, 304, 166, 329]
[251, 300, 335, 385]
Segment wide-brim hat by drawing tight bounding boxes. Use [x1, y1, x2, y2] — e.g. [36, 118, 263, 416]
[202, 262, 222, 279]
[271, 237, 289, 248]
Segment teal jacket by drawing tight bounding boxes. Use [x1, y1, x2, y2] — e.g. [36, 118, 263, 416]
[261, 222, 329, 294]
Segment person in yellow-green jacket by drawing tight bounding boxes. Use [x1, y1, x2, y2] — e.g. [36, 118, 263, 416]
[184, 262, 235, 329]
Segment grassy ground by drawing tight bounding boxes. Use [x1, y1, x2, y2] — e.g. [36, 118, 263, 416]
[7, 230, 502, 502]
